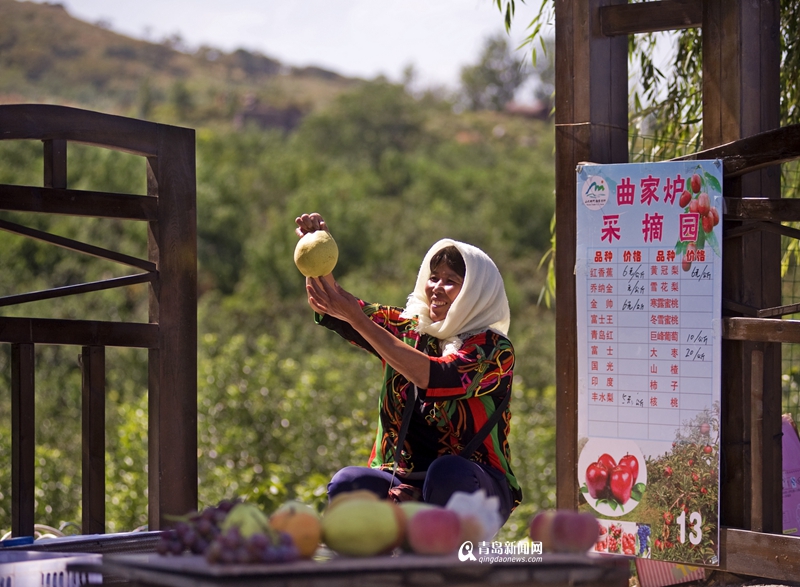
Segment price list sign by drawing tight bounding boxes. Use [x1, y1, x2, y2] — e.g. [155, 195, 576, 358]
[575, 160, 722, 566]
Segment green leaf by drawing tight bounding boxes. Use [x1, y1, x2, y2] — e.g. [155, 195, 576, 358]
[631, 483, 646, 502]
[705, 228, 721, 258]
[580, 483, 589, 494]
[703, 171, 722, 194]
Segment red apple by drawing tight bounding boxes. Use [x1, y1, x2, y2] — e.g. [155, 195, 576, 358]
[406, 507, 462, 555]
[530, 511, 599, 554]
[609, 465, 633, 504]
[551, 511, 600, 553]
[597, 453, 616, 471]
[585, 461, 609, 499]
[528, 511, 556, 552]
[700, 422, 711, 435]
[618, 454, 639, 485]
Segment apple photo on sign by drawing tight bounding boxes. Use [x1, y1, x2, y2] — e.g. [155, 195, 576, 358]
[578, 439, 647, 517]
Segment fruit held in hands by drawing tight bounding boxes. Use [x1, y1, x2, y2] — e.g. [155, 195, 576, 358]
[406, 507, 462, 555]
[294, 230, 339, 277]
[269, 501, 321, 559]
[321, 499, 405, 556]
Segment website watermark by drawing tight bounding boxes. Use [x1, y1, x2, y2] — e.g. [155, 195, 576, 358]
[458, 539, 544, 564]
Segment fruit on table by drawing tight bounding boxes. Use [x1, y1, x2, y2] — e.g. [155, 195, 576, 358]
[529, 510, 599, 553]
[269, 501, 322, 559]
[406, 507, 462, 555]
[321, 498, 405, 556]
[326, 489, 380, 512]
[294, 230, 339, 277]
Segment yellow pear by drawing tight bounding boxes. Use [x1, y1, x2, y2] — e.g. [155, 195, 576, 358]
[325, 489, 379, 513]
[294, 230, 338, 277]
[321, 499, 405, 556]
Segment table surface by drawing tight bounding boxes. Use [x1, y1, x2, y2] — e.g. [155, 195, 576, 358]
[83, 550, 633, 587]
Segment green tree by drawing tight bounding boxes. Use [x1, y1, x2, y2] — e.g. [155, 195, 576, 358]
[460, 33, 530, 111]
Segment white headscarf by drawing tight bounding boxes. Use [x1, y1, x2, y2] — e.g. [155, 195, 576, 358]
[400, 239, 510, 356]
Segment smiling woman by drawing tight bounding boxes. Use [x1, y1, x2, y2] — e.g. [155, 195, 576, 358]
[294, 212, 522, 527]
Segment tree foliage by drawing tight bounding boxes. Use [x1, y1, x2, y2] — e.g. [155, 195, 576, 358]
[460, 33, 531, 111]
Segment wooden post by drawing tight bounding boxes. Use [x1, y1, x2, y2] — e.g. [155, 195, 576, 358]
[703, 0, 782, 533]
[147, 124, 198, 529]
[554, 0, 628, 510]
[82, 345, 106, 534]
[11, 343, 35, 537]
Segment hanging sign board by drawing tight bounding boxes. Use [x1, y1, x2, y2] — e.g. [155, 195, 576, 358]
[575, 160, 722, 566]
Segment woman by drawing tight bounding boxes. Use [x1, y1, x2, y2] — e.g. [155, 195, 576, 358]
[296, 213, 522, 522]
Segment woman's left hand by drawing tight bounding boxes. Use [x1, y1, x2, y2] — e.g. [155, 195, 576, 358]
[306, 276, 363, 324]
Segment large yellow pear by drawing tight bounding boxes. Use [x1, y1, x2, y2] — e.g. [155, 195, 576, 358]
[321, 499, 405, 556]
[294, 230, 339, 277]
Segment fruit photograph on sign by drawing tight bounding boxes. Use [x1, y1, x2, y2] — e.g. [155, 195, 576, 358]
[578, 439, 647, 516]
[577, 405, 720, 565]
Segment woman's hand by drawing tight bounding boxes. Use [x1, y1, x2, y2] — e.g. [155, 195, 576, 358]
[295, 213, 328, 238]
[306, 276, 362, 324]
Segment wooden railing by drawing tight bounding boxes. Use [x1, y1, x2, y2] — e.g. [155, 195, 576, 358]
[0, 104, 198, 536]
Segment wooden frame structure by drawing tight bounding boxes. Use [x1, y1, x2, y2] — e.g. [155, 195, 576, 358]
[554, 0, 800, 579]
[0, 104, 198, 536]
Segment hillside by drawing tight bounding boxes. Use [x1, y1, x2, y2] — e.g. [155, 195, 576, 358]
[0, 0, 362, 120]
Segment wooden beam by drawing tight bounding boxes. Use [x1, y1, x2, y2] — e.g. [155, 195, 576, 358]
[600, 0, 702, 36]
[554, 0, 628, 511]
[725, 197, 800, 222]
[43, 139, 67, 189]
[147, 125, 198, 528]
[0, 184, 157, 221]
[82, 346, 106, 535]
[0, 317, 158, 348]
[11, 343, 35, 538]
[0, 218, 156, 271]
[723, 317, 800, 344]
[0, 104, 160, 157]
[0, 273, 156, 309]
[703, 0, 782, 536]
[720, 528, 800, 580]
[673, 124, 800, 178]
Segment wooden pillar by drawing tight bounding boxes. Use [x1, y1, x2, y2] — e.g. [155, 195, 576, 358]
[11, 343, 35, 537]
[703, 0, 782, 532]
[554, 0, 628, 510]
[82, 345, 106, 534]
[147, 124, 198, 529]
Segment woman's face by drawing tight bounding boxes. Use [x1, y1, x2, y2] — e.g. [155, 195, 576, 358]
[425, 262, 464, 322]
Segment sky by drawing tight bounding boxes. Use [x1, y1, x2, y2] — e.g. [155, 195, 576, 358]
[42, 0, 550, 95]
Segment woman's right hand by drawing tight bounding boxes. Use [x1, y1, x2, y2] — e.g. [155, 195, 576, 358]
[295, 213, 328, 238]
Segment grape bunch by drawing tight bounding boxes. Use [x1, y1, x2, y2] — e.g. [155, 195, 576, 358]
[205, 527, 299, 565]
[637, 524, 651, 556]
[156, 499, 240, 556]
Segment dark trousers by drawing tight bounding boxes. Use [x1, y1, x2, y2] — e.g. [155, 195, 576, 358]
[327, 455, 514, 523]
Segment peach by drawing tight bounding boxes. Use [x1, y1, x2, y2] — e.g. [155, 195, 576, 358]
[406, 507, 462, 555]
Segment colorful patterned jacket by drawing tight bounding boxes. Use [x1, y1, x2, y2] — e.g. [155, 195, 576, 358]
[317, 300, 522, 510]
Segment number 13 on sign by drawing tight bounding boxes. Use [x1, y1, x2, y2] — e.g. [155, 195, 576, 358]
[677, 511, 702, 545]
